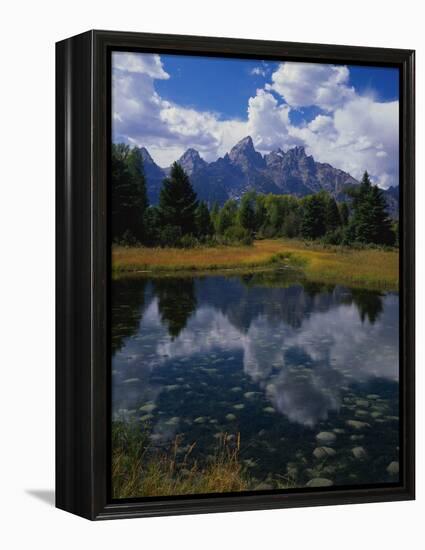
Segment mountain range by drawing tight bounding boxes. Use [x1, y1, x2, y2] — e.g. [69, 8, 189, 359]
[139, 136, 399, 218]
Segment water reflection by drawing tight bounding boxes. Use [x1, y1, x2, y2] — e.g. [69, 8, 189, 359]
[154, 278, 197, 339]
[111, 272, 399, 487]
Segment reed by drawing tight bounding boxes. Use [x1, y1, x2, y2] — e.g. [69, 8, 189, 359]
[112, 422, 250, 498]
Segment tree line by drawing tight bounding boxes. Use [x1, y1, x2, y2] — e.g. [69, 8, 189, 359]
[112, 143, 397, 248]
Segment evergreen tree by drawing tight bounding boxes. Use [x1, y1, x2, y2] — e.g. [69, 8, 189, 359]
[195, 201, 214, 238]
[366, 185, 394, 245]
[143, 206, 161, 246]
[158, 162, 198, 235]
[325, 196, 341, 232]
[350, 171, 394, 245]
[339, 202, 350, 226]
[301, 194, 327, 239]
[111, 143, 148, 243]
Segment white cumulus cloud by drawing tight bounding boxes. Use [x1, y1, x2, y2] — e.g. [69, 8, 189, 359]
[266, 62, 356, 111]
[112, 53, 399, 187]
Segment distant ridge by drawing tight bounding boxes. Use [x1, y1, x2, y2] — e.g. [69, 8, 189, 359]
[136, 137, 398, 217]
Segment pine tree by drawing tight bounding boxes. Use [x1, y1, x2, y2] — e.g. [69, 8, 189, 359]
[158, 162, 198, 235]
[351, 171, 394, 245]
[111, 143, 148, 243]
[367, 185, 394, 245]
[195, 201, 214, 238]
[325, 197, 341, 233]
[339, 202, 350, 226]
[301, 194, 327, 239]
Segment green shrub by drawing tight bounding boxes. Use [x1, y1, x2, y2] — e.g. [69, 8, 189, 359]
[179, 234, 200, 248]
[159, 225, 182, 247]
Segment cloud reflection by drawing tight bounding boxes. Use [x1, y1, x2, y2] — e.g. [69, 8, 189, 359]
[112, 278, 399, 428]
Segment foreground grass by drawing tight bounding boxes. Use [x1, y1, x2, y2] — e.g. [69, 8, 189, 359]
[112, 422, 250, 498]
[112, 239, 399, 290]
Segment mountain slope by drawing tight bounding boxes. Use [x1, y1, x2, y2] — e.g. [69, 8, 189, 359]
[136, 137, 398, 217]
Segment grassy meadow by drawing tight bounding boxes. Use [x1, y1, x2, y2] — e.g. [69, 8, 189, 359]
[112, 238, 399, 290]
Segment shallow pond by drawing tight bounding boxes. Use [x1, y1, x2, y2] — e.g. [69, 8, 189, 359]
[111, 271, 399, 491]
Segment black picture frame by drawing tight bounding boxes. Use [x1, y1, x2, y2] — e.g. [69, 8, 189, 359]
[56, 29, 415, 520]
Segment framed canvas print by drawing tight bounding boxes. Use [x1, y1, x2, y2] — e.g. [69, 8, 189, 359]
[56, 30, 415, 520]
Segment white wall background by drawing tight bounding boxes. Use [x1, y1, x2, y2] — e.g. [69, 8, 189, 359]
[0, 1, 422, 548]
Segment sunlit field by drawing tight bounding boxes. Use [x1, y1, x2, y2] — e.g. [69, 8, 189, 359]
[112, 239, 398, 290]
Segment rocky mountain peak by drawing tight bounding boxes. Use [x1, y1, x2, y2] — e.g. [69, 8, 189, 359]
[228, 135, 265, 169]
[229, 135, 255, 157]
[139, 146, 156, 165]
[287, 145, 307, 157]
[136, 139, 398, 218]
[177, 148, 206, 175]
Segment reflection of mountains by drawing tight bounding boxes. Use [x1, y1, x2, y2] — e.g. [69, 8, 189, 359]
[112, 275, 399, 429]
[111, 275, 386, 345]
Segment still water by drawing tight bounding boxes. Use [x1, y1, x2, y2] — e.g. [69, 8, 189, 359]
[112, 271, 399, 490]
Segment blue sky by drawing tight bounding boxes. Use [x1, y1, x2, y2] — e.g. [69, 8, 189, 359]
[156, 56, 399, 120]
[112, 52, 399, 187]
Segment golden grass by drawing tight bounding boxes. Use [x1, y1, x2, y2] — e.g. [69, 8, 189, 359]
[112, 239, 399, 290]
[276, 239, 399, 290]
[112, 422, 250, 498]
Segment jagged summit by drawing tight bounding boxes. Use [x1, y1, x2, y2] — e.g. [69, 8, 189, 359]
[228, 135, 265, 169]
[134, 138, 397, 216]
[176, 148, 207, 175]
[139, 146, 155, 164]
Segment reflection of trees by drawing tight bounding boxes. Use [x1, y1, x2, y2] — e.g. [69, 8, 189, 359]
[351, 289, 384, 324]
[111, 278, 148, 353]
[154, 278, 197, 339]
[197, 277, 340, 332]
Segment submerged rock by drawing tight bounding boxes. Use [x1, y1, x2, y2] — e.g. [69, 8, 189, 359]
[225, 413, 237, 421]
[352, 446, 367, 459]
[306, 478, 333, 488]
[313, 446, 336, 460]
[233, 404, 245, 410]
[346, 420, 370, 430]
[316, 432, 336, 445]
[386, 461, 399, 475]
[244, 392, 257, 399]
[166, 416, 180, 426]
[263, 406, 276, 414]
[139, 403, 156, 413]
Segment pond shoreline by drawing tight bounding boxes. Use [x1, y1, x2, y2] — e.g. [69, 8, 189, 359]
[112, 239, 399, 291]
